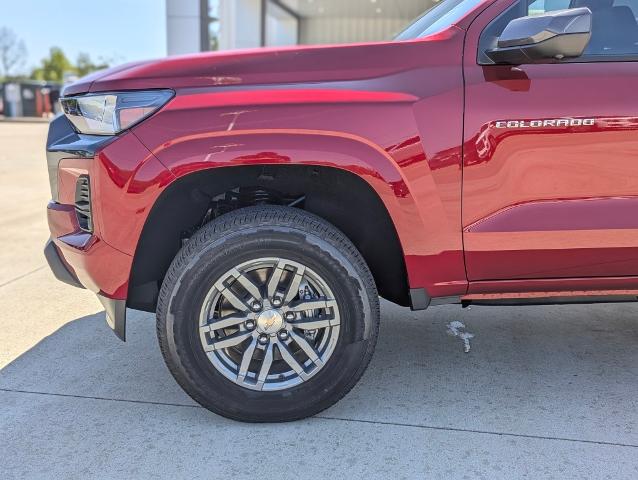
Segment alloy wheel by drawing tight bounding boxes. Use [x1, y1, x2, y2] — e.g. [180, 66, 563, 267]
[199, 258, 341, 391]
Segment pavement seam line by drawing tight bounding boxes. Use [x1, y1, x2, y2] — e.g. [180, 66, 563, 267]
[314, 415, 638, 449]
[0, 388, 200, 409]
[1, 387, 636, 449]
[0, 266, 47, 289]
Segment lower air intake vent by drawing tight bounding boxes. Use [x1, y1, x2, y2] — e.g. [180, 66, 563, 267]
[75, 175, 93, 232]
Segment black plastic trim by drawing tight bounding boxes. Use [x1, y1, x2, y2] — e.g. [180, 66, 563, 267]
[47, 114, 115, 157]
[44, 239, 84, 289]
[74, 175, 93, 233]
[464, 295, 638, 307]
[409, 288, 431, 311]
[98, 294, 127, 342]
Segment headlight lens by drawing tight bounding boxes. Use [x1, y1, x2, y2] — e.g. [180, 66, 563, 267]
[60, 90, 174, 135]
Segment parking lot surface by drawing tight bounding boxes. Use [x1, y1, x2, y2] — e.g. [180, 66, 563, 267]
[1, 123, 636, 479]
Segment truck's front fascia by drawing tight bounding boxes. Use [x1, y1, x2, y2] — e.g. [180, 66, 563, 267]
[45, 112, 174, 340]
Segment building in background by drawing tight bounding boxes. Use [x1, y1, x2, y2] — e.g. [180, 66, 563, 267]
[166, 0, 433, 55]
[1, 81, 61, 118]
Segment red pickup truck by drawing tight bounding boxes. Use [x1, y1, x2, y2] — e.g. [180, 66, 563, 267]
[44, 0, 638, 422]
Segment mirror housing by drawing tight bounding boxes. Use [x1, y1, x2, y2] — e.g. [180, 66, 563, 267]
[487, 8, 592, 64]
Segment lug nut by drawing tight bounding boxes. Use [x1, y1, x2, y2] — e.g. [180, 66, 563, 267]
[278, 330, 289, 341]
[285, 312, 295, 321]
[258, 335, 269, 345]
[272, 297, 283, 307]
[251, 301, 262, 312]
[245, 320, 256, 330]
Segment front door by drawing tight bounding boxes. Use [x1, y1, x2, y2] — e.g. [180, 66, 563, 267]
[462, 0, 638, 284]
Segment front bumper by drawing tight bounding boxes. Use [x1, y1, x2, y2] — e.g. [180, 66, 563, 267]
[45, 199, 132, 341]
[44, 238, 127, 340]
[45, 115, 135, 342]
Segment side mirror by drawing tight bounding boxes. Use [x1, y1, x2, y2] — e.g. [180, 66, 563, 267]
[486, 8, 592, 64]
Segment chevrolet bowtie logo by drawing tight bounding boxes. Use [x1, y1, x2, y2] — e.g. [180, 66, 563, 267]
[263, 315, 276, 330]
[257, 310, 282, 333]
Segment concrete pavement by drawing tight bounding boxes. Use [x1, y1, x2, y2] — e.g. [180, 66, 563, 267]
[1, 123, 637, 479]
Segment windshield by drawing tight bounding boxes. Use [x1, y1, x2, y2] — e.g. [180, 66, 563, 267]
[395, 0, 488, 40]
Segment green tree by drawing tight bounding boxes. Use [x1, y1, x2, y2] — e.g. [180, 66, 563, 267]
[31, 47, 74, 82]
[76, 52, 109, 77]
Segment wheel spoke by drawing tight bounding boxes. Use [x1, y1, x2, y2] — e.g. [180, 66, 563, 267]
[255, 342, 275, 390]
[266, 260, 287, 298]
[289, 331, 323, 366]
[206, 315, 247, 332]
[287, 298, 337, 313]
[276, 341, 309, 381]
[204, 330, 252, 352]
[215, 283, 250, 312]
[229, 268, 262, 301]
[237, 337, 258, 383]
[283, 265, 305, 304]
[290, 317, 339, 330]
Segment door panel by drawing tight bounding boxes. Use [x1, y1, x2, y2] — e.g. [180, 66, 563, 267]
[463, 0, 638, 282]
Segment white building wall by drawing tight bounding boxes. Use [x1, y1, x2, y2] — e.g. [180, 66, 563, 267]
[166, 0, 202, 55]
[265, 2, 298, 47]
[219, 0, 263, 50]
[166, 0, 415, 55]
[300, 17, 408, 45]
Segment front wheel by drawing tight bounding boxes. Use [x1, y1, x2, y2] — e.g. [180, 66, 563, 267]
[156, 206, 380, 422]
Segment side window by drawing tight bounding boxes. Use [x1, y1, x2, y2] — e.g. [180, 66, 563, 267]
[579, 0, 638, 57]
[479, 0, 638, 64]
[528, 0, 571, 15]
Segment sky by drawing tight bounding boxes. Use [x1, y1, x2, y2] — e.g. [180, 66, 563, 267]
[2, 0, 167, 75]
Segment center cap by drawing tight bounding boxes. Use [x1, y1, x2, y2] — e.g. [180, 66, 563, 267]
[256, 309, 284, 335]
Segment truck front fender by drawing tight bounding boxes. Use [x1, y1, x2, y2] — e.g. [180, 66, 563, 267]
[144, 128, 424, 256]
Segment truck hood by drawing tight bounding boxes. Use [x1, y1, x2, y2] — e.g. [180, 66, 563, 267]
[62, 29, 459, 96]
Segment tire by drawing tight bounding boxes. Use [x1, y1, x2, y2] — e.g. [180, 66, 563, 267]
[157, 206, 380, 422]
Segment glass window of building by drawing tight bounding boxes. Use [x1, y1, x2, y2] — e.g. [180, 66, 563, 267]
[207, 0, 221, 51]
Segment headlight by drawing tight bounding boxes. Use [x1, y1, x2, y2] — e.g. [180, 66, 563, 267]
[60, 90, 174, 136]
